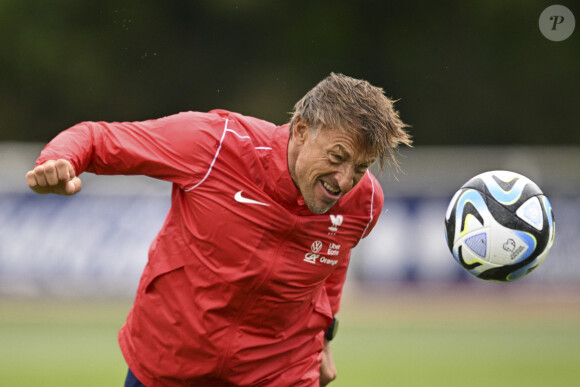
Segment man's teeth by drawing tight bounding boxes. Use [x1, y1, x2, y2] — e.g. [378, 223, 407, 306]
[322, 181, 340, 195]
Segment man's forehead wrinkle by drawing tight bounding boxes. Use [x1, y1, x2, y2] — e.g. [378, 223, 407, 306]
[321, 127, 378, 165]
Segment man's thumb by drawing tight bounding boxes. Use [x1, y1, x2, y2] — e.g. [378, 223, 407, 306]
[65, 177, 82, 195]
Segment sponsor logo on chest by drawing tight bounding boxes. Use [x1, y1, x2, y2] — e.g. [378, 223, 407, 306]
[303, 215, 344, 266]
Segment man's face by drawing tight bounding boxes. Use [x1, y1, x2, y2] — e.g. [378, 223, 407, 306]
[289, 121, 376, 214]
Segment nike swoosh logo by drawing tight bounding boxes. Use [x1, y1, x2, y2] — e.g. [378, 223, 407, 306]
[234, 191, 270, 206]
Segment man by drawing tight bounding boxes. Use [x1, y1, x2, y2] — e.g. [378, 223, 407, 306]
[26, 73, 412, 386]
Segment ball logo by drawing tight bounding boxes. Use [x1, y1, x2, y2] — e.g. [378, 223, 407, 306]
[502, 238, 525, 261]
[503, 239, 516, 253]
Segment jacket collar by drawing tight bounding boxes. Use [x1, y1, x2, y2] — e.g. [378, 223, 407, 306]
[268, 124, 310, 212]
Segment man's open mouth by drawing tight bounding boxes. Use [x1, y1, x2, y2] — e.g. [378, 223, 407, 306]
[321, 180, 341, 197]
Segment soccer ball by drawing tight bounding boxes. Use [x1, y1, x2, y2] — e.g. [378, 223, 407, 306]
[444, 170, 555, 282]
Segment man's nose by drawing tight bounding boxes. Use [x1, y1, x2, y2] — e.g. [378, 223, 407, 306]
[335, 164, 355, 193]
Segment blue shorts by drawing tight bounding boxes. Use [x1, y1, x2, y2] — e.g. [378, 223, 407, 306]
[125, 368, 146, 387]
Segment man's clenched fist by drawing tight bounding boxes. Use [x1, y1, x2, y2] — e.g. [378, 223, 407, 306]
[25, 159, 82, 195]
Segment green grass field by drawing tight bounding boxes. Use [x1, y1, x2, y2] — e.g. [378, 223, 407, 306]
[0, 299, 128, 386]
[1, 285, 579, 386]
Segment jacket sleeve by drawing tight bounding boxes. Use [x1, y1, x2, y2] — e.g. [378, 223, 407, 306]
[36, 111, 225, 189]
[324, 173, 384, 316]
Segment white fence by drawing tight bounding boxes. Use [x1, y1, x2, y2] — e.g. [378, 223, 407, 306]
[1, 143, 579, 298]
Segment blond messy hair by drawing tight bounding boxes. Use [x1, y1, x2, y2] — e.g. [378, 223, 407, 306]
[290, 73, 412, 172]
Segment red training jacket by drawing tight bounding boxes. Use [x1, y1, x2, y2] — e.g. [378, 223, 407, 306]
[36, 110, 384, 386]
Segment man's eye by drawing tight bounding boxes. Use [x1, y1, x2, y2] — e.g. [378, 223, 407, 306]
[330, 153, 343, 162]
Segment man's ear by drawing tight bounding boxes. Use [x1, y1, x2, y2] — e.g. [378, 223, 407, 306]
[292, 117, 310, 145]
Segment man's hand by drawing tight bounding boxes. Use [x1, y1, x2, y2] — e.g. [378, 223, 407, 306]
[25, 159, 82, 195]
[320, 339, 337, 386]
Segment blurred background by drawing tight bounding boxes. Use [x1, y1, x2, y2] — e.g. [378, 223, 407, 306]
[1, 1, 579, 386]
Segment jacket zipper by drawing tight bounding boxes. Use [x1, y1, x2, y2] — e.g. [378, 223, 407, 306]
[215, 216, 298, 379]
